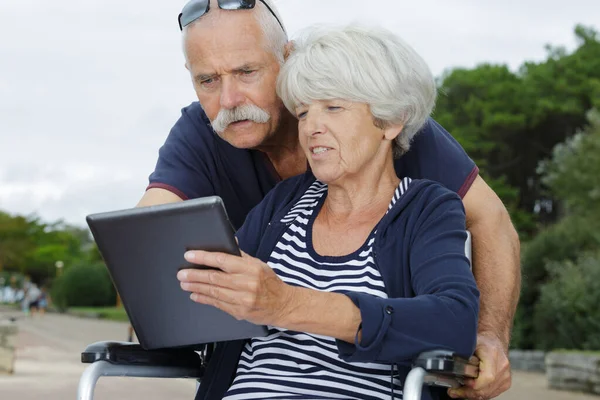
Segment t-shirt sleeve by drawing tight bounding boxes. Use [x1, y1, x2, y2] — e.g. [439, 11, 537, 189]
[396, 118, 479, 198]
[147, 103, 216, 200]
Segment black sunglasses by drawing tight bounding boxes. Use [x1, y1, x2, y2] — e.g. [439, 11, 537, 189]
[178, 0, 285, 32]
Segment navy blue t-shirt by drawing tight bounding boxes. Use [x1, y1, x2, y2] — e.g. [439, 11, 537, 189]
[148, 102, 478, 230]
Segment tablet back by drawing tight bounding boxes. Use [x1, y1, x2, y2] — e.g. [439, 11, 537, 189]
[86, 196, 268, 350]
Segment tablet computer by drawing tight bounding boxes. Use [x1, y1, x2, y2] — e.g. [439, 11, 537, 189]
[86, 196, 268, 350]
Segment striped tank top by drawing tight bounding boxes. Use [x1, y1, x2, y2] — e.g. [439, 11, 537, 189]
[223, 178, 412, 400]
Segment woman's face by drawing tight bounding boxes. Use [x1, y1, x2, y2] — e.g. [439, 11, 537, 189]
[296, 100, 400, 184]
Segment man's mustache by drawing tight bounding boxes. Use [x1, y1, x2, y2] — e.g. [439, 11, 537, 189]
[211, 104, 271, 133]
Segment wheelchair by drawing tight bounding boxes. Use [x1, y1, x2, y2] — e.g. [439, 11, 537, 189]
[78, 233, 477, 400]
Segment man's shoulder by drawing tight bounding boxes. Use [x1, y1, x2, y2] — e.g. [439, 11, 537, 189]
[395, 117, 478, 197]
[176, 101, 213, 139]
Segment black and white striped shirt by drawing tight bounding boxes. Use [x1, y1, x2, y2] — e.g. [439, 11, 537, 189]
[223, 179, 412, 400]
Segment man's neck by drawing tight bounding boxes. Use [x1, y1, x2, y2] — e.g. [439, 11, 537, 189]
[257, 111, 307, 180]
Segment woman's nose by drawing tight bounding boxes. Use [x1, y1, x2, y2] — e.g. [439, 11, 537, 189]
[302, 111, 325, 136]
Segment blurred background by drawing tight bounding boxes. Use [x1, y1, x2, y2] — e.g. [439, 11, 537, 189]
[1, 0, 600, 399]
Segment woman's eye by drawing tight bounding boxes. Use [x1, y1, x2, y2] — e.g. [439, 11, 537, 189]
[327, 106, 342, 111]
[296, 111, 307, 119]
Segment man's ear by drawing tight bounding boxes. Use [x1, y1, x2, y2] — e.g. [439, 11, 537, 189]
[185, 63, 190, 72]
[284, 40, 295, 61]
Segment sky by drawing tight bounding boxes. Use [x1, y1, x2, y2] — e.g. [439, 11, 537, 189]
[0, 0, 599, 228]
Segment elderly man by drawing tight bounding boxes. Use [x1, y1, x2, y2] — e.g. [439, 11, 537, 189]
[139, 1, 520, 399]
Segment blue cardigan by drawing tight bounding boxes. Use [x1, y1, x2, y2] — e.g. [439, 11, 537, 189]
[196, 172, 480, 400]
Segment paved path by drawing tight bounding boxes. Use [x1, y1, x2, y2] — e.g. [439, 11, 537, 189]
[0, 307, 597, 400]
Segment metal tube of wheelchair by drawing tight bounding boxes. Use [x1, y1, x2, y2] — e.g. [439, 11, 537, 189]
[403, 366, 426, 400]
[77, 360, 202, 400]
[78, 361, 109, 400]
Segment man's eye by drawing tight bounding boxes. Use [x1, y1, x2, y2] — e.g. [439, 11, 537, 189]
[241, 70, 257, 76]
[199, 77, 219, 89]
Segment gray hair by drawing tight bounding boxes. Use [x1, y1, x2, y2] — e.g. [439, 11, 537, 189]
[183, 0, 288, 64]
[277, 24, 437, 156]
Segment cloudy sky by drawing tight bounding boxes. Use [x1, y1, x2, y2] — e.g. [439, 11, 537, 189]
[1, 0, 599, 227]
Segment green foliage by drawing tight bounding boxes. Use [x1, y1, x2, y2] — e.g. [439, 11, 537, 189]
[0, 209, 98, 285]
[512, 108, 600, 350]
[532, 252, 600, 351]
[0, 212, 37, 273]
[539, 110, 600, 217]
[51, 262, 116, 310]
[435, 25, 600, 235]
[68, 306, 129, 322]
[512, 216, 600, 349]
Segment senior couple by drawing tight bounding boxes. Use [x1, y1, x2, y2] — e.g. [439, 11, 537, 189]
[138, 0, 520, 399]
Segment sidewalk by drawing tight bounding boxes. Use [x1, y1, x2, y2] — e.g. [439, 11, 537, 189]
[1, 306, 598, 400]
[0, 308, 196, 400]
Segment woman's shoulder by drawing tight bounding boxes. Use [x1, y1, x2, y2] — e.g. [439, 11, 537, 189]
[388, 177, 465, 222]
[401, 177, 462, 200]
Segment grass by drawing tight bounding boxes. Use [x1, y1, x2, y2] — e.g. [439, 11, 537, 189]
[67, 306, 130, 322]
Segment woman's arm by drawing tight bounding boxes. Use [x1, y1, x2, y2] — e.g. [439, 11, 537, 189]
[336, 185, 480, 363]
[177, 247, 362, 342]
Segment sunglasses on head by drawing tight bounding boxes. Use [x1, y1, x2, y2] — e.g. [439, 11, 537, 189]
[178, 0, 285, 32]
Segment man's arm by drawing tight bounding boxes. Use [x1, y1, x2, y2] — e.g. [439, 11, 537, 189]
[449, 175, 521, 399]
[136, 188, 184, 207]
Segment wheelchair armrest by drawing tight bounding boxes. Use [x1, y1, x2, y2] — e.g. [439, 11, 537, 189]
[81, 341, 205, 376]
[78, 341, 207, 400]
[415, 350, 478, 379]
[403, 350, 479, 400]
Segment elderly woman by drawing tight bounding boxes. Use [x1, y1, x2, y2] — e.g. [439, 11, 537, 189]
[178, 24, 479, 400]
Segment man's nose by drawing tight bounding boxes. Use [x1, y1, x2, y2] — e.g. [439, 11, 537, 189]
[220, 78, 245, 110]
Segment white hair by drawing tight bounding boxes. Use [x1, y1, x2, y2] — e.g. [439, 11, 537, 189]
[182, 0, 288, 64]
[254, 0, 288, 64]
[277, 23, 437, 156]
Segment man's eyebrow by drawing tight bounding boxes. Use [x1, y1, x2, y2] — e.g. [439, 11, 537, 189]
[232, 63, 260, 73]
[194, 64, 262, 81]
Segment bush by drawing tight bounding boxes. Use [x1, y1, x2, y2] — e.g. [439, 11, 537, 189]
[532, 252, 600, 351]
[51, 262, 116, 310]
[512, 216, 600, 349]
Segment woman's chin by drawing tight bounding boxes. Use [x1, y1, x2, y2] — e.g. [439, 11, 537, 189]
[311, 170, 341, 184]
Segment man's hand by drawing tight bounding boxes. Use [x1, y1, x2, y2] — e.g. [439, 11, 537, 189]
[176, 249, 294, 326]
[448, 332, 511, 400]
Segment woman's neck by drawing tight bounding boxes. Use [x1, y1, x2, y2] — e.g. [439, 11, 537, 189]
[322, 158, 400, 223]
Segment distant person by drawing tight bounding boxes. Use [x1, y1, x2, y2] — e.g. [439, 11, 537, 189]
[1, 283, 16, 303]
[26, 282, 41, 317]
[21, 280, 32, 316]
[36, 286, 49, 316]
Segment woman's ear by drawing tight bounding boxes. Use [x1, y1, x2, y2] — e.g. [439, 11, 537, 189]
[383, 123, 404, 141]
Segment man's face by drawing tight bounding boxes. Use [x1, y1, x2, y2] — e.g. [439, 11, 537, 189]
[184, 10, 284, 149]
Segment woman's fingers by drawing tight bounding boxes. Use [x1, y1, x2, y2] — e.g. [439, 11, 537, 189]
[184, 250, 247, 273]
